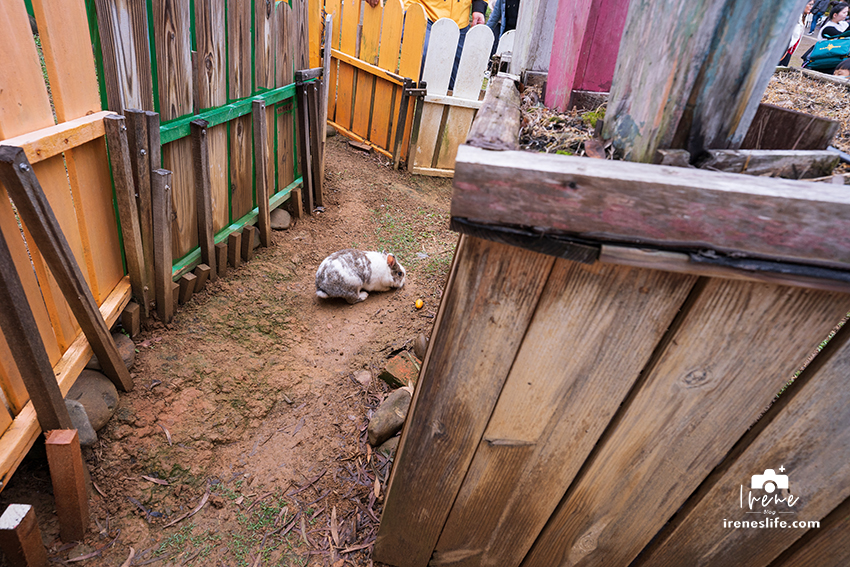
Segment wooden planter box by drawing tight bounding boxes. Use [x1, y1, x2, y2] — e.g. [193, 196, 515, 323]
[373, 75, 850, 567]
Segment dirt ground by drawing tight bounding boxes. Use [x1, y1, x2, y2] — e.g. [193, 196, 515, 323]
[0, 135, 456, 567]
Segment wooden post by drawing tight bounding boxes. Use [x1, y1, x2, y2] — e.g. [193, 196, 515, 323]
[121, 301, 141, 338]
[178, 273, 196, 304]
[295, 81, 314, 214]
[171, 282, 180, 313]
[193, 264, 211, 292]
[190, 120, 217, 279]
[228, 232, 242, 268]
[215, 242, 228, 277]
[0, 505, 49, 567]
[510, 0, 560, 75]
[103, 115, 149, 314]
[151, 169, 174, 324]
[44, 430, 89, 542]
[0, 147, 134, 392]
[241, 225, 257, 262]
[252, 101, 272, 248]
[124, 110, 155, 315]
[0, 226, 72, 432]
[146, 111, 161, 170]
[307, 81, 324, 207]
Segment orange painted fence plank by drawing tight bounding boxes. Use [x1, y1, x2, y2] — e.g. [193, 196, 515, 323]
[397, 4, 426, 160]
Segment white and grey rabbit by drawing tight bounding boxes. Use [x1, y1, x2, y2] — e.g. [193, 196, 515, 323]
[315, 249, 406, 304]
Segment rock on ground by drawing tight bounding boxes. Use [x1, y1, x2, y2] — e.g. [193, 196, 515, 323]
[378, 352, 421, 389]
[86, 332, 135, 371]
[271, 208, 292, 230]
[368, 388, 412, 446]
[66, 370, 119, 431]
[377, 435, 400, 457]
[414, 333, 429, 360]
[65, 400, 98, 446]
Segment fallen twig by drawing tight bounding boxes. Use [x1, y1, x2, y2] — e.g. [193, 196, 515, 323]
[119, 547, 135, 567]
[163, 487, 211, 528]
[245, 491, 275, 514]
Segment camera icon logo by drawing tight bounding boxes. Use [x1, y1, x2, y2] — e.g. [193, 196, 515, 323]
[751, 469, 789, 494]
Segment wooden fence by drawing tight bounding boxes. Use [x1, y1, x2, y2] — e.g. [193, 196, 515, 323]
[0, 0, 130, 490]
[316, 0, 427, 164]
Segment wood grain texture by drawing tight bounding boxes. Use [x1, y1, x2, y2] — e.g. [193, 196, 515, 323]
[308, 0, 322, 68]
[193, 264, 211, 292]
[255, 0, 277, 199]
[769, 496, 850, 567]
[296, 84, 314, 213]
[351, 2, 382, 139]
[466, 75, 520, 150]
[104, 115, 149, 312]
[509, 0, 558, 75]
[0, 147, 134, 392]
[45, 430, 89, 542]
[0, 225, 72, 432]
[0, 112, 109, 165]
[124, 110, 156, 313]
[656, 149, 840, 179]
[452, 146, 850, 270]
[370, 0, 403, 150]
[325, 0, 341, 122]
[228, 0, 254, 220]
[374, 236, 555, 567]
[93, 0, 155, 112]
[544, 0, 594, 111]
[253, 101, 272, 247]
[195, 0, 230, 230]
[152, 169, 174, 324]
[294, 0, 310, 71]
[521, 279, 849, 567]
[633, 320, 850, 567]
[742, 103, 840, 151]
[307, 83, 324, 207]
[191, 121, 217, 279]
[215, 242, 228, 276]
[433, 262, 696, 567]
[240, 225, 257, 261]
[230, 115, 254, 219]
[276, 2, 296, 193]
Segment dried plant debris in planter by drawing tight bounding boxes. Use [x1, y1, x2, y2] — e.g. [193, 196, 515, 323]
[519, 86, 611, 157]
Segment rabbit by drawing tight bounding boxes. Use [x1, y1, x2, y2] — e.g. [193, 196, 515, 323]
[315, 249, 406, 304]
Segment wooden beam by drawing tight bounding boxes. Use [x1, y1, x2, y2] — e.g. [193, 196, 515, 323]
[121, 301, 141, 338]
[325, 120, 394, 159]
[330, 49, 406, 87]
[655, 148, 840, 178]
[228, 232, 242, 268]
[151, 169, 174, 324]
[190, 120, 217, 279]
[214, 242, 228, 277]
[44, 430, 89, 542]
[0, 504, 49, 567]
[125, 110, 155, 315]
[466, 75, 520, 151]
[103, 115, 149, 314]
[252, 101, 272, 248]
[178, 273, 196, 304]
[307, 82, 324, 207]
[193, 264, 211, 292]
[0, 147, 133, 392]
[241, 226, 257, 262]
[0, 225, 71, 432]
[296, 83, 314, 214]
[742, 103, 840, 151]
[0, 111, 111, 165]
[452, 145, 850, 270]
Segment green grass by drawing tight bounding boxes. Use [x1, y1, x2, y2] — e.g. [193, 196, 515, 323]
[581, 107, 605, 129]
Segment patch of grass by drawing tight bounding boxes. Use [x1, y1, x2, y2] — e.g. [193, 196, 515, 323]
[581, 107, 605, 129]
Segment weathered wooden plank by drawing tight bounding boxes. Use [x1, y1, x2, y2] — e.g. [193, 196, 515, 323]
[0, 505, 50, 567]
[121, 301, 141, 338]
[276, 1, 296, 194]
[510, 0, 558, 75]
[325, 3, 341, 122]
[44, 430, 89, 542]
[104, 115, 150, 313]
[125, 110, 156, 314]
[769, 496, 850, 567]
[193, 264, 211, 292]
[545, 0, 594, 111]
[307, 82, 324, 207]
[351, 2, 382, 139]
[0, 147, 134, 392]
[296, 83, 314, 213]
[633, 321, 850, 567]
[321, 13, 333, 145]
[434, 261, 696, 567]
[195, 0, 230, 231]
[521, 279, 849, 567]
[178, 273, 196, 304]
[171, 281, 180, 312]
[253, 101, 272, 247]
[452, 146, 850, 270]
[228, 232, 242, 268]
[92, 0, 155, 112]
[0, 329, 30, 415]
[0, 226, 72, 431]
[307, 0, 322, 68]
[656, 148, 840, 178]
[255, 0, 277, 199]
[294, 0, 310, 71]
[742, 103, 840, 151]
[215, 242, 228, 276]
[151, 169, 174, 324]
[374, 236, 555, 567]
[228, 0, 254, 220]
[241, 225, 257, 261]
[190, 120, 218, 280]
[334, 0, 360, 130]
[467, 75, 520, 150]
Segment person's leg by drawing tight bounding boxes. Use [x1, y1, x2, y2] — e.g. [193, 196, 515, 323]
[449, 24, 469, 91]
[809, 11, 821, 33]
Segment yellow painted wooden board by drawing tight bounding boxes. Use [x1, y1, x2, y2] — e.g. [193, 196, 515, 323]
[324, 0, 342, 122]
[397, 4, 426, 158]
[522, 279, 850, 567]
[308, 0, 322, 68]
[0, 330, 29, 415]
[195, 0, 229, 230]
[351, 2, 382, 139]
[433, 261, 697, 567]
[0, 405, 11, 441]
[369, 0, 403, 150]
[335, 0, 360, 130]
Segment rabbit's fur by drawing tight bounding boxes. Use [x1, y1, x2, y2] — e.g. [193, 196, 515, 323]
[315, 249, 406, 304]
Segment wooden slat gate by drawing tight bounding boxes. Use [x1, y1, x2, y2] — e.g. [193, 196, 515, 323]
[315, 0, 426, 165]
[0, 0, 130, 490]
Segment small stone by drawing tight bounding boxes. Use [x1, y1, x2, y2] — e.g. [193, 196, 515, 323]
[115, 407, 136, 424]
[378, 352, 421, 389]
[353, 370, 372, 387]
[271, 208, 292, 230]
[414, 334, 429, 360]
[326, 125, 337, 137]
[65, 400, 97, 447]
[368, 388, 412, 446]
[376, 436, 400, 457]
[86, 332, 136, 371]
[66, 370, 119, 430]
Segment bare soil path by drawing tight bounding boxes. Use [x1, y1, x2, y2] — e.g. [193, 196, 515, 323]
[0, 136, 456, 567]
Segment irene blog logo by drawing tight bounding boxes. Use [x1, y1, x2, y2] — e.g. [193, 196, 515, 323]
[741, 466, 799, 514]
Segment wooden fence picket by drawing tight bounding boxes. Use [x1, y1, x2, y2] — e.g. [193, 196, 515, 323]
[396, 4, 427, 161]
[324, 0, 342, 122]
[351, 3, 382, 139]
[497, 29, 515, 55]
[335, 0, 360, 131]
[228, 0, 254, 222]
[370, 0, 404, 150]
[276, 0, 297, 194]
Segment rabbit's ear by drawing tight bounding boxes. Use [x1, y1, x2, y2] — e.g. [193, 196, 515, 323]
[387, 254, 396, 267]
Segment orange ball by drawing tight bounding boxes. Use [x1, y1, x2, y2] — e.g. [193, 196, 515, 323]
[415, 299, 424, 309]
